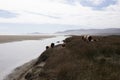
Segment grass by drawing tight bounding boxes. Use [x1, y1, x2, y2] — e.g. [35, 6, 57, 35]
[26, 35, 120, 80]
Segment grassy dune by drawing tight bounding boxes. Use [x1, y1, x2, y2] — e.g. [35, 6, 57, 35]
[0, 35, 54, 43]
[5, 35, 120, 80]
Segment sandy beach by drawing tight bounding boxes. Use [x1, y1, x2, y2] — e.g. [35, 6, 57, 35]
[0, 35, 54, 43]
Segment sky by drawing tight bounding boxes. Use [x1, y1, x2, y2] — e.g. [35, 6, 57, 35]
[0, 0, 120, 34]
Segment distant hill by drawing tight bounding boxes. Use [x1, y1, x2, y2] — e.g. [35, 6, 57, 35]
[27, 32, 53, 35]
[28, 32, 44, 34]
[56, 28, 120, 35]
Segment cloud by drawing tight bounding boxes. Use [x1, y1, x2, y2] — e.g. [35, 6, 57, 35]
[24, 11, 61, 19]
[0, 10, 18, 18]
[79, 0, 118, 10]
[0, 0, 120, 29]
[51, 0, 118, 10]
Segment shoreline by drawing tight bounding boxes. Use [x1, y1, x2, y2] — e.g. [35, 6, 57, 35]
[4, 59, 37, 80]
[3, 44, 62, 80]
[0, 35, 54, 44]
[1, 36, 67, 80]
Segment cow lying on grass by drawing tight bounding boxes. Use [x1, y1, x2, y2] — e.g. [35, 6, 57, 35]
[46, 43, 55, 49]
[46, 42, 66, 50]
[82, 35, 96, 42]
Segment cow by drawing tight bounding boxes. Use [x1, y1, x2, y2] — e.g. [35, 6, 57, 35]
[51, 43, 55, 48]
[62, 43, 66, 47]
[82, 35, 93, 42]
[46, 43, 55, 50]
[46, 46, 49, 49]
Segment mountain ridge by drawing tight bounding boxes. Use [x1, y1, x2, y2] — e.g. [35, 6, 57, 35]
[56, 28, 120, 35]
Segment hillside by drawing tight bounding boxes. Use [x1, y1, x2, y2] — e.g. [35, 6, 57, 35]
[5, 35, 120, 80]
[56, 28, 120, 35]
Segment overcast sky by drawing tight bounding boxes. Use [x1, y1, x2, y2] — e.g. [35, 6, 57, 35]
[0, 0, 120, 34]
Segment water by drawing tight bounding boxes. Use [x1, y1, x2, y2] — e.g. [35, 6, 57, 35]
[0, 36, 67, 80]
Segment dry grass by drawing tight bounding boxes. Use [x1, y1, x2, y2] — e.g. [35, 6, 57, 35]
[26, 35, 120, 80]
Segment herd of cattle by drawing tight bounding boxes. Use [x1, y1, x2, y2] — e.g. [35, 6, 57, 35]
[46, 35, 97, 50]
[81, 35, 97, 42]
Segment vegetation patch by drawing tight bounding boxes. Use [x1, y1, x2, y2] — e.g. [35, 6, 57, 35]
[25, 36, 120, 80]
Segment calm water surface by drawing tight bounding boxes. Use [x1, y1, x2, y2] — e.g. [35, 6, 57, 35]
[0, 36, 67, 80]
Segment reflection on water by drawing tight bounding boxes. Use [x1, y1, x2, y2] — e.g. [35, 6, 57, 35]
[0, 36, 67, 80]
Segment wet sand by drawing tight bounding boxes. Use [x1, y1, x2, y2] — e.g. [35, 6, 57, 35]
[0, 35, 54, 43]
